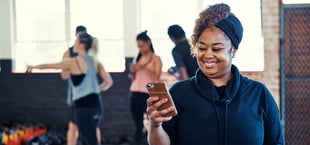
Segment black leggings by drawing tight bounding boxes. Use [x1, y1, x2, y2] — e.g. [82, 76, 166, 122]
[130, 92, 149, 145]
[74, 94, 103, 145]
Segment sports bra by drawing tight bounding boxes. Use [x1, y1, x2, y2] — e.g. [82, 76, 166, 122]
[70, 57, 85, 86]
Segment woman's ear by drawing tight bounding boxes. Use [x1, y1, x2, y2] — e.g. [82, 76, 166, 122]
[191, 45, 197, 57]
[232, 48, 237, 58]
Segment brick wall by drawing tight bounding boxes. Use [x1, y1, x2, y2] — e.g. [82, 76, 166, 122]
[242, 0, 281, 106]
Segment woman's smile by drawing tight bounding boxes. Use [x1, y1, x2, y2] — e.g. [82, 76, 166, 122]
[203, 60, 218, 68]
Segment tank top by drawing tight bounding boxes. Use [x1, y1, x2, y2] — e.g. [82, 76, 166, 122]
[67, 55, 100, 105]
[130, 55, 158, 93]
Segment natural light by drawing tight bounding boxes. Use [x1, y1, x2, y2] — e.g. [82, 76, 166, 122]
[13, 0, 264, 72]
[14, 0, 124, 73]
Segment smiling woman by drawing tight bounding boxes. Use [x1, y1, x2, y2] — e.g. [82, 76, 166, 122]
[146, 3, 283, 145]
[195, 28, 236, 86]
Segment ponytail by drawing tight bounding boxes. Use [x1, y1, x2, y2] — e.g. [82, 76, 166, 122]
[89, 37, 99, 59]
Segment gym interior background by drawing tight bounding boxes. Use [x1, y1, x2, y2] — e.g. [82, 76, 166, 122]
[0, 0, 309, 144]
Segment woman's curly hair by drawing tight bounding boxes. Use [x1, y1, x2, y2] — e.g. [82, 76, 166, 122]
[191, 3, 231, 49]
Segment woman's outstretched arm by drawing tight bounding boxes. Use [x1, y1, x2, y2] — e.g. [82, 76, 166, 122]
[27, 58, 72, 72]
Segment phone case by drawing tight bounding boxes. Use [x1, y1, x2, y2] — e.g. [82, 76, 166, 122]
[146, 81, 178, 117]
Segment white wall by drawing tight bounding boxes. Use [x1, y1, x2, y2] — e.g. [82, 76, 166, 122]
[0, 0, 14, 59]
[123, 0, 141, 57]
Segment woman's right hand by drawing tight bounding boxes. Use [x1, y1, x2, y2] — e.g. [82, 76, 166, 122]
[146, 96, 176, 128]
[61, 69, 70, 80]
[130, 63, 142, 72]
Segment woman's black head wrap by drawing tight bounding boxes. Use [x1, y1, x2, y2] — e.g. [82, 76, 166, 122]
[215, 14, 243, 49]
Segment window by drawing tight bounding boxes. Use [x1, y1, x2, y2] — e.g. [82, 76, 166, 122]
[70, 0, 124, 72]
[282, 0, 310, 4]
[14, 0, 67, 72]
[14, 0, 125, 72]
[140, 0, 264, 71]
[140, 0, 199, 71]
[14, 0, 263, 72]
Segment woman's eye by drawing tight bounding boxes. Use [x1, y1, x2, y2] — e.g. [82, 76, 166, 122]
[212, 48, 222, 52]
[198, 47, 206, 51]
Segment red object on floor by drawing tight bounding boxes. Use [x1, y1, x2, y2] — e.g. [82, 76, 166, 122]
[7, 133, 21, 145]
[22, 129, 34, 144]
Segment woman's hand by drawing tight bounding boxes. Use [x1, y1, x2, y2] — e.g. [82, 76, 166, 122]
[130, 63, 142, 72]
[99, 82, 112, 92]
[146, 96, 176, 128]
[61, 69, 70, 80]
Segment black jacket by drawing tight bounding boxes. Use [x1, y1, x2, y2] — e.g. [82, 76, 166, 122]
[163, 65, 283, 145]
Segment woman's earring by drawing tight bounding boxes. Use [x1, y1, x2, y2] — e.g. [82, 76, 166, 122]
[231, 53, 235, 58]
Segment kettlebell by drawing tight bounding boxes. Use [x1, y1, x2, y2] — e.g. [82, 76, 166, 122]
[22, 128, 34, 144]
[2, 130, 9, 145]
[7, 130, 21, 145]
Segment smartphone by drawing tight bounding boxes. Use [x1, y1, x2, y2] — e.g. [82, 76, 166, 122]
[146, 81, 178, 117]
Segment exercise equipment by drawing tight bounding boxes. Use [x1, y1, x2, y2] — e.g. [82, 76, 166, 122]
[7, 130, 20, 145]
[0, 122, 66, 145]
[27, 131, 66, 145]
[2, 129, 9, 145]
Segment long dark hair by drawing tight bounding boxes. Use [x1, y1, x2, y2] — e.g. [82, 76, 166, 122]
[134, 31, 155, 62]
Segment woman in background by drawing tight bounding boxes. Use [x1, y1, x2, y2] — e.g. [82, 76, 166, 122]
[28, 33, 105, 145]
[62, 34, 113, 145]
[129, 31, 162, 145]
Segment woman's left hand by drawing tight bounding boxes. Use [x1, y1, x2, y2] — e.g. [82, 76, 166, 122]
[99, 83, 111, 92]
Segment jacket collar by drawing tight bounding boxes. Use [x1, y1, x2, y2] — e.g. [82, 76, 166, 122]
[194, 65, 241, 103]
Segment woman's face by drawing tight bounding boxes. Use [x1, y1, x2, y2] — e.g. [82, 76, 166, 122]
[137, 40, 151, 54]
[195, 27, 236, 79]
